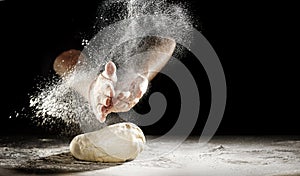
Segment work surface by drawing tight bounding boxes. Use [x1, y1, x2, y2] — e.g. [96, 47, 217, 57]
[0, 135, 299, 176]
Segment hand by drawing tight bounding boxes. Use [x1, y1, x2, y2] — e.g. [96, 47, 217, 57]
[89, 61, 148, 123]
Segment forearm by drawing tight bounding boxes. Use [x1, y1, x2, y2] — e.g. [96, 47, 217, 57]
[53, 37, 176, 102]
[135, 37, 176, 81]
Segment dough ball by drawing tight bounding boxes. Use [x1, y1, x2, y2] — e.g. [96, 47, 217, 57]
[70, 122, 146, 162]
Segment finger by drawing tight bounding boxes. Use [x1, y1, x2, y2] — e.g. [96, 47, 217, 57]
[96, 105, 108, 123]
[117, 91, 130, 100]
[105, 61, 116, 76]
[99, 113, 107, 123]
[138, 76, 148, 97]
[102, 61, 117, 83]
[111, 98, 130, 112]
[129, 75, 148, 99]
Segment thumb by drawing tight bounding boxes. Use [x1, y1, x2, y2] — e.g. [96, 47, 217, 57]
[102, 61, 117, 83]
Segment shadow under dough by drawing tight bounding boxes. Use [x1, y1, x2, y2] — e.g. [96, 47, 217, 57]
[11, 152, 123, 175]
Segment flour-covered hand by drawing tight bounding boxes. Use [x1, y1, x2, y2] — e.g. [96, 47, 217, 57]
[89, 61, 148, 123]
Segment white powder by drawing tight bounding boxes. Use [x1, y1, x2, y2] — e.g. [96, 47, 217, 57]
[28, 0, 194, 136]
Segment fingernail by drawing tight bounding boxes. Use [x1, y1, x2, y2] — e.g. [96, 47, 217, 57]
[106, 98, 111, 106]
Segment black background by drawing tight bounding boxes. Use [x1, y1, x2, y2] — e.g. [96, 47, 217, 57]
[0, 1, 298, 136]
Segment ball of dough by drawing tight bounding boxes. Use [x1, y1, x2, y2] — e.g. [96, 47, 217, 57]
[70, 122, 146, 162]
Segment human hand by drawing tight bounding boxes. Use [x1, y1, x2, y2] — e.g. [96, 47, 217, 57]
[89, 61, 148, 123]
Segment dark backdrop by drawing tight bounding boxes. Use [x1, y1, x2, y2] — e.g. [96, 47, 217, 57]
[0, 1, 298, 136]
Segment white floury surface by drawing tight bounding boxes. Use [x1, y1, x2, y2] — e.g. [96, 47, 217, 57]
[0, 135, 300, 176]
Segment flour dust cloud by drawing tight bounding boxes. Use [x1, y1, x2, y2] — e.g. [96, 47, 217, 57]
[28, 0, 194, 136]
